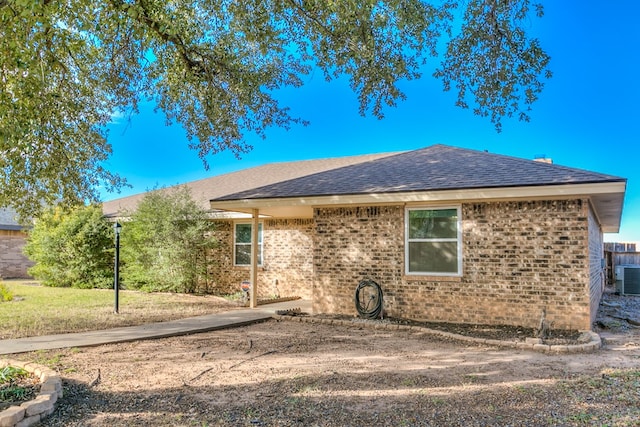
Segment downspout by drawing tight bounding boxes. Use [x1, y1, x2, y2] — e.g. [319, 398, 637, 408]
[250, 209, 259, 308]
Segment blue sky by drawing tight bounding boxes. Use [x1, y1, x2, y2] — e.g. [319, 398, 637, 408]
[102, 1, 639, 242]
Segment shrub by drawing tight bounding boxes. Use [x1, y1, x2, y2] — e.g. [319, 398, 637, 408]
[0, 282, 13, 302]
[120, 185, 216, 293]
[24, 204, 114, 288]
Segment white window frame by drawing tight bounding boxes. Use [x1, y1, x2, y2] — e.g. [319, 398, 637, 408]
[405, 206, 462, 276]
[233, 221, 263, 267]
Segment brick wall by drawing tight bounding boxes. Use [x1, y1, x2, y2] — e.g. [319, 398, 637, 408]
[313, 199, 594, 330]
[0, 230, 34, 279]
[314, 206, 404, 315]
[206, 221, 242, 294]
[261, 219, 314, 299]
[207, 219, 314, 298]
[588, 204, 604, 323]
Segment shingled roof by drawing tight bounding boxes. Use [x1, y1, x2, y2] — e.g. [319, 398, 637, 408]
[102, 151, 399, 217]
[213, 145, 623, 200]
[210, 145, 626, 232]
[0, 208, 23, 231]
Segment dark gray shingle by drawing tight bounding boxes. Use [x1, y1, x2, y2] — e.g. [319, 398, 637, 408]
[213, 145, 624, 201]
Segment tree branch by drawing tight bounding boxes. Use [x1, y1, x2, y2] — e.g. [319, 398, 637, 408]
[106, 0, 220, 77]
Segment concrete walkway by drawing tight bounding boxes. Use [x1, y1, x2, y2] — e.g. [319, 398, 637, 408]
[0, 299, 311, 355]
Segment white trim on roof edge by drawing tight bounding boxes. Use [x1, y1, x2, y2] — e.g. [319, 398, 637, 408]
[209, 181, 626, 232]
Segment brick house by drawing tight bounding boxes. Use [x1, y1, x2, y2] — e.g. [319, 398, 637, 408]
[104, 145, 626, 330]
[102, 152, 397, 299]
[208, 145, 626, 331]
[0, 208, 33, 279]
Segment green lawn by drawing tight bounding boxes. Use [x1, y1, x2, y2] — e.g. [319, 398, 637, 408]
[0, 280, 240, 339]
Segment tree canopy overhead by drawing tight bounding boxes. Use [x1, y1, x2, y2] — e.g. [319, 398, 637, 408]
[0, 0, 550, 219]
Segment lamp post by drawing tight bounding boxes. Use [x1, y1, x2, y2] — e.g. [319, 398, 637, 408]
[114, 222, 122, 314]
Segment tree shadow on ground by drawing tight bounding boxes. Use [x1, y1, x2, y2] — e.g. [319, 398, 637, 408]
[40, 362, 640, 426]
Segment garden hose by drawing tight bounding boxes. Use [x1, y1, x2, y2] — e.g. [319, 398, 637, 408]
[354, 279, 383, 319]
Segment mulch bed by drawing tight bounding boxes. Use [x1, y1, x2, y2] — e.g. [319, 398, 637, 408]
[287, 288, 640, 346]
[311, 313, 583, 345]
[388, 317, 582, 344]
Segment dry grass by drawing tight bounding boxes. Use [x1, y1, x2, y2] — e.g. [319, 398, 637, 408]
[32, 320, 640, 426]
[0, 280, 241, 339]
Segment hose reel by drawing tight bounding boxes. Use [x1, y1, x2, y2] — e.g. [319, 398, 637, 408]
[354, 279, 383, 319]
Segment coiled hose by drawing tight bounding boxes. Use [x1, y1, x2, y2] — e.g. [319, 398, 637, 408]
[354, 279, 383, 319]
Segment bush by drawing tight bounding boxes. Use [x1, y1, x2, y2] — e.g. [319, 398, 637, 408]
[0, 282, 13, 302]
[24, 205, 114, 288]
[120, 185, 216, 293]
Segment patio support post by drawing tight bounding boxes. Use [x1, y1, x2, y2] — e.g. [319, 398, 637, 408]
[250, 209, 259, 308]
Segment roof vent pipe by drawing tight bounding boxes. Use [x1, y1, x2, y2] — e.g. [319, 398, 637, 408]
[533, 155, 553, 164]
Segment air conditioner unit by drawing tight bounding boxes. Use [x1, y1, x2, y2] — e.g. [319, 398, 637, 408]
[615, 265, 640, 295]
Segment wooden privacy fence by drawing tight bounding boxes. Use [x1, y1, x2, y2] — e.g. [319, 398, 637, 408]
[604, 242, 640, 286]
[612, 252, 640, 266]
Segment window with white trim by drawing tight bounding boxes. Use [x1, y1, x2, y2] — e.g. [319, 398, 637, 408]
[234, 222, 263, 266]
[406, 207, 462, 275]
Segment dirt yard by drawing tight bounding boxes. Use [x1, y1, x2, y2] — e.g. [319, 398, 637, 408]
[21, 292, 640, 426]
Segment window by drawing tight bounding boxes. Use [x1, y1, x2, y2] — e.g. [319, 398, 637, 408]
[234, 222, 263, 266]
[406, 207, 461, 275]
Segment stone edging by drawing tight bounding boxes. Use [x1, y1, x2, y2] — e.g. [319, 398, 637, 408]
[0, 359, 62, 427]
[272, 315, 602, 354]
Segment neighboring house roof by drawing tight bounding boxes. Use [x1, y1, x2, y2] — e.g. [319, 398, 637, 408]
[0, 207, 24, 231]
[102, 152, 400, 217]
[210, 145, 627, 232]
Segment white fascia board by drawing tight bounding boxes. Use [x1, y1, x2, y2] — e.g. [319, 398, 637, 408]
[208, 211, 268, 220]
[209, 182, 626, 211]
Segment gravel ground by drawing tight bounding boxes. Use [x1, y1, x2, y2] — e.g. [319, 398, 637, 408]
[10, 291, 640, 426]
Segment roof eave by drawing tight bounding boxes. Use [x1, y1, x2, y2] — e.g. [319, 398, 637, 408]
[0, 224, 26, 231]
[209, 181, 627, 230]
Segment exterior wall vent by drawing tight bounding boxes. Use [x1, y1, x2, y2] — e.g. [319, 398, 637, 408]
[615, 265, 640, 295]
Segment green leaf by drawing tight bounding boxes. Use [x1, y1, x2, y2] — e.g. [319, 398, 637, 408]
[0, 0, 550, 217]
